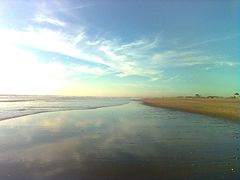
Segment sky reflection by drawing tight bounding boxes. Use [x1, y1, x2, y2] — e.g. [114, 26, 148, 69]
[0, 102, 239, 179]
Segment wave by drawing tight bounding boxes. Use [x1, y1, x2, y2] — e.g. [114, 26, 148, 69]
[0, 95, 130, 121]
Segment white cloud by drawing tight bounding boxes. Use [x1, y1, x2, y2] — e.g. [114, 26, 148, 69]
[73, 66, 108, 76]
[97, 38, 162, 80]
[0, 27, 105, 65]
[1, 21, 237, 84]
[0, 26, 163, 81]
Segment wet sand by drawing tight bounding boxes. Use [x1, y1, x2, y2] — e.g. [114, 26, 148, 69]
[143, 97, 240, 121]
[0, 101, 239, 179]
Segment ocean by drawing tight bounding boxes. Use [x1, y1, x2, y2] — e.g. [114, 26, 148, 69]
[0, 95, 129, 121]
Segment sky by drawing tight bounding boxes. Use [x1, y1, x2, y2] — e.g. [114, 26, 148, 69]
[0, 0, 239, 97]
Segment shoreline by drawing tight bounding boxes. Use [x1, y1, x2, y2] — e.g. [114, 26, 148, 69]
[0, 102, 130, 122]
[143, 97, 240, 121]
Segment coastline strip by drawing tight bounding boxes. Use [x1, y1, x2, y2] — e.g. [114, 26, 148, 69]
[143, 98, 240, 121]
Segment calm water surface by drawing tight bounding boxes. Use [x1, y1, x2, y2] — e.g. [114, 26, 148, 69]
[0, 101, 239, 179]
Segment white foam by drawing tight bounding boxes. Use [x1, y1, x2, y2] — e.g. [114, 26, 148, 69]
[0, 95, 129, 120]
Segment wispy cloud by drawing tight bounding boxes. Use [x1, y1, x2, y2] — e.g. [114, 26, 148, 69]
[0, 27, 105, 65]
[179, 34, 239, 50]
[97, 37, 162, 80]
[34, 1, 93, 19]
[0, 26, 163, 80]
[33, 14, 66, 27]
[1, 13, 237, 83]
[150, 49, 239, 69]
[50, 4, 94, 13]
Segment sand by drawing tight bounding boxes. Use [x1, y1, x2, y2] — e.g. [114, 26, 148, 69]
[143, 97, 240, 121]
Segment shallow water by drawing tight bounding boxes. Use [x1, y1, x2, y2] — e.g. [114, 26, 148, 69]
[0, 101, 239, 179]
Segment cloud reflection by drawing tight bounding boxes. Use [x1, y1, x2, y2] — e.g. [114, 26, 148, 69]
[0, 102, 238, 178]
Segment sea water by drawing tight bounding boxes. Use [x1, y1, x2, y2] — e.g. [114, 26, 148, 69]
[0, 95, 129, 120]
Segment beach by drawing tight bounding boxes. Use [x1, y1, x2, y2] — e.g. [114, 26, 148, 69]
[0, 101, 239, 179]
[143, 97, 240, 121]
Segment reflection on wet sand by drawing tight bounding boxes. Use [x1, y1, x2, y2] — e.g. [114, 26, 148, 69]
[0, 102, 239, 179]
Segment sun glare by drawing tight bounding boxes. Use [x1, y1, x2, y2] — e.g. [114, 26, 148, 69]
[0, 43, 67, 94]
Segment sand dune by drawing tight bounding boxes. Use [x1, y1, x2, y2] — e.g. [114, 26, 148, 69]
[143, 97, 240, 121]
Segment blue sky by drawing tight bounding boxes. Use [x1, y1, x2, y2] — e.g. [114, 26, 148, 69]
[0, 0, 239, 96]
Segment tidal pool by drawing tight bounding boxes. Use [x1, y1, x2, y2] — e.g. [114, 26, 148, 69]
[0, 101, 239, 179]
